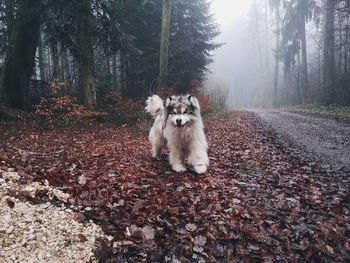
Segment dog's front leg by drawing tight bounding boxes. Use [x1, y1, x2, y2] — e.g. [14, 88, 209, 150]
[168, 146, 186, 173]
[188, 149, 208, 174]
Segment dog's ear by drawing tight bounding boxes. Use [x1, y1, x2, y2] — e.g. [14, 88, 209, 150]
[166, 96, 172, 106]
[187, 95, 201, 111]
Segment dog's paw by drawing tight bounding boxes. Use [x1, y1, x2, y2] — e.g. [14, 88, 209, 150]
[194, 164, 207, 174]
[172, 164, 187, 173]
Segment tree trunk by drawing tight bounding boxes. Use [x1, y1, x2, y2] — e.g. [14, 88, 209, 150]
[116, 51, 122, 92]
[253, 0, 264, 78]
[120, 53, 128, 98]
[112, 51, 117, 91]
[51, 43, 59, 79]
[300, 13, 309, 101]
[0, 0, 41, 109]
[344, 16, 349, 73]
[337, 13, 343, 72]
[273, 2, 280, 106]
[264, 0, 270, 79]
[38, 31, 46, 82]
[323, 0, 335, 103]
[76, 0, 96, 109]
[61, 49, 70, 81]
[157, 0, 171, 92]
[253, 0, 265, 107]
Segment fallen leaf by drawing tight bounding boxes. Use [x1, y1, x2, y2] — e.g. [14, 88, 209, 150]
[6, 198, 15, 208]
[185, 223, 197, 232]
[78, 233, 88, 242]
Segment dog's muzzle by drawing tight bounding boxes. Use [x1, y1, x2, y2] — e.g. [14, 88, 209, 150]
[176, 118, 187, 131]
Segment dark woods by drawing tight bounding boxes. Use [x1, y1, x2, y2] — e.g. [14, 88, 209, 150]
[0, 0, 349, 112]
[0, 0, 219, 110]
[269, 0, 350, 106]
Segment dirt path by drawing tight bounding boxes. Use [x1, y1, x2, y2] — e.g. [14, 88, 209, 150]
[253, 110, 350, 176]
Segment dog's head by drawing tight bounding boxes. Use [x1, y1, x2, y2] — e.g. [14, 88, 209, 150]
[165, 95, 201, 131]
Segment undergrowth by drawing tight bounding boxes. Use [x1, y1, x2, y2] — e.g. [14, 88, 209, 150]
[288, 103, 350, 117]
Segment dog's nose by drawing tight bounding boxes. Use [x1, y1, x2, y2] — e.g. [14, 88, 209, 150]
[176, 118, 182, 125]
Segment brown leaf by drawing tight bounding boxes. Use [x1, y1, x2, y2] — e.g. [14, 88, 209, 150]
[78, 233, 88, 242]
[6, 198, 15, 208]
[168, 206, 179, 215]
[74, 212, 86, 223]
[326, 245, 334, 255]
[122, 240, 135, 246]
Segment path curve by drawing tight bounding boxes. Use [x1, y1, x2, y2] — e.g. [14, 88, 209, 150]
[253, 110, 350, 175]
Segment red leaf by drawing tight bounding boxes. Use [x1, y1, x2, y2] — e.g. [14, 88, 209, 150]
[74, 212, 86, 223]
[6, 198, 15, 208]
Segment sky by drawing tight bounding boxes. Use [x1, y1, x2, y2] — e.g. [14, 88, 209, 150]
[210, 0, 252, 27]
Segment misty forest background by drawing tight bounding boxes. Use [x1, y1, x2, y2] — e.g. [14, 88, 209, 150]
[0, 0, 349, 114]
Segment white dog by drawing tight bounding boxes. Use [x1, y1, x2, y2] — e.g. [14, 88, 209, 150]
[145, 94, 208, 174]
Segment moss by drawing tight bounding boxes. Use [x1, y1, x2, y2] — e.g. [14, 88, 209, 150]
[0, 110, 18, 121]
[286, 104, 350, 117]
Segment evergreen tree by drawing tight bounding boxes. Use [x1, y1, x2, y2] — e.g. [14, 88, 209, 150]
[279, 0, 319, 103]
[119, 0, 220, 96]
[168, 0, 220, 93]
[0, 0, 15, 57]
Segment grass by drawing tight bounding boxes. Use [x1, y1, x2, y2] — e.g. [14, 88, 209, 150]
[286, 103, 350, 118]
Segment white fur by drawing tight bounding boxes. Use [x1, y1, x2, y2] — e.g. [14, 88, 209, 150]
[145, 95, 164, 116]
[145, 95, 209, 174]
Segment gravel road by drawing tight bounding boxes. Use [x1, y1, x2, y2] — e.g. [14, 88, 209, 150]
[253, 110, 350, 176]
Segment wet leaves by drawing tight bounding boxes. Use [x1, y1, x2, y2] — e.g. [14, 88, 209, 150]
[0, 113, 349, 262]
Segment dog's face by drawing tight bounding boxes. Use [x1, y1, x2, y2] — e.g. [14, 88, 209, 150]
[165, 95, 201, 131]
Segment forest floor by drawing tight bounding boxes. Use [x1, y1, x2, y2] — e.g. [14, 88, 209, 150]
[0, 111, 349, 262]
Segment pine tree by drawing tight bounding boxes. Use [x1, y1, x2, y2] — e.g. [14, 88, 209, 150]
[118, 0, 220, 96]
[279, 0, 319, 103]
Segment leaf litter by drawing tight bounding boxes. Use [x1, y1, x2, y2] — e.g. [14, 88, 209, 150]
[0, 112, 349, 262]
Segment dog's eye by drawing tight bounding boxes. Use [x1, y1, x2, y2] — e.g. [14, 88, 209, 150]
[183, 111, 188, 114]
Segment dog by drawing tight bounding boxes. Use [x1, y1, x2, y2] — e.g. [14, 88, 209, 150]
[145, 94, 208, 174]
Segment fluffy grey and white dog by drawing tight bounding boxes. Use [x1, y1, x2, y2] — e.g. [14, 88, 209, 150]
[145, 94, 208, 174]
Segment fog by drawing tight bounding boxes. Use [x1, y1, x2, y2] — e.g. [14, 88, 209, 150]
[207, 0, 275, 109]
[205, 0, 350, 109]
